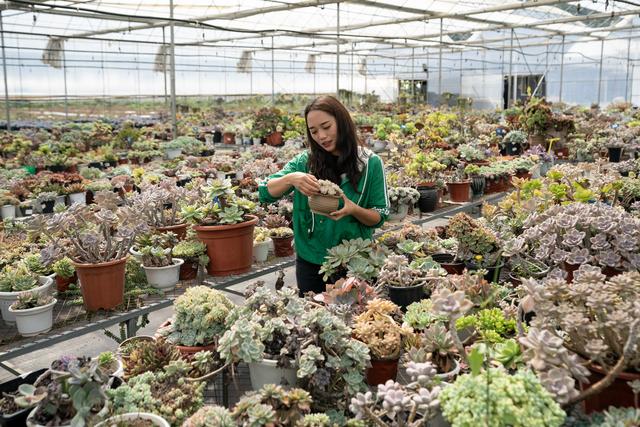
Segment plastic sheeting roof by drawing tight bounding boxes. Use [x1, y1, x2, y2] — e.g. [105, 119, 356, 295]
[1, 0, 638, 54]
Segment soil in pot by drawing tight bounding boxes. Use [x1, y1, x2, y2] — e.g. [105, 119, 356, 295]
[366, 358, 399, 386]
[387, 283, 426, 311]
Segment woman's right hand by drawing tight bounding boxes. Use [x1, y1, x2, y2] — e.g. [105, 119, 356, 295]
[288, 172, 320, 196]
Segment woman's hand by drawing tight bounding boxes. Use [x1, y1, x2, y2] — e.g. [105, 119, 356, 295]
[329, 194, 357, 221]
[288, 172, 320, 196]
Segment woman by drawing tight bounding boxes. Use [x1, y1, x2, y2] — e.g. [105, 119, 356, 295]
[258, 96, 389, 296]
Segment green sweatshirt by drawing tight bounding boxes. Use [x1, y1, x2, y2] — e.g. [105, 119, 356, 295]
[258, 148, 389, 265]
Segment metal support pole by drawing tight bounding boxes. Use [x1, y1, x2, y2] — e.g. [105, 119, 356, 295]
[271, 36, 275, 104]
[392, 57, 396, 101]
[508, 29, 514, 107]
[336, 2, 340, 99]
[459, 51, 463, 97]
[169, 0, 177, 139]
[559, 35, 565, 103]
[351, 43, 354, 96]
[597, 38, 604, 105]
[425, 48, 429, 105]
[438, 18, 443, 102]
[411, 47, 415, 103]
[62, 43, 68, 120]
[162, 27, 168, 109]
[0, 11, 11, 130]
[625, 37, 632, 102]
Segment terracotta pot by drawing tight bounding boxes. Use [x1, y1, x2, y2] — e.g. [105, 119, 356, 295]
[194, 215, 258, 276]
[179, 260, 198, 281]
[272, 236, 294, 257]
[55, 273, 77, 293]
[358, 125, 373, 134]
[156, 223, 188, 241]
[73, 257, 128, 311]
[223, 132, 235, 145]
[366, 358, 399, 386]
[175, 342, 216, 357]
[266, 131, 283, 147]
[446, 181, 471, 203]
[582, 364, 640, 413]
[308, 194, 341, 216]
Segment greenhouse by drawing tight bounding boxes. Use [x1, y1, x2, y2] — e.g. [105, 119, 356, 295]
[0, 0, 639, 426]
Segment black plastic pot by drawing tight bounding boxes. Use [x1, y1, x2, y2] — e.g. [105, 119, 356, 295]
[104, 160, 117, 168]
[466, 262, 504, 283]
[608, 146, 622, 163]
[46, 165, 65, 173]
[88, 161, 105, 170]
[213, 131, 222, 143]
[417, 186, 438, 213]
[499, 141, 523, 156]
[387, 283, 426, 311]
[199, 149, 215, 156]
[42, 200, 55, 214]
[0, 368, 47, 427]
[470, 176, 486, 197]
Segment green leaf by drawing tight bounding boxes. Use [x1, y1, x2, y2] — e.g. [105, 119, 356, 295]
[468, 347, 484, 376]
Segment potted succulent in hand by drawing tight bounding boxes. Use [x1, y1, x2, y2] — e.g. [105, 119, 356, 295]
[269, 226, 294, 257]
[172, 238, 209, 280]
[51, 257, 76, 293]
[139, 233, 184, 292]
[252, 226, 272, 262]
[308, 179, 343, 216]
[353, 299, 411, 385]
[8, 292, 56, 337]
[0, 262, 53, 325]
[180, 179, 258, 276]
[156, 285, 235, 356]
[30, 191, 147, 311]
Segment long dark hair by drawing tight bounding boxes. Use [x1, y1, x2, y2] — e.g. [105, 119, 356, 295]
[304, 96, 364, 189]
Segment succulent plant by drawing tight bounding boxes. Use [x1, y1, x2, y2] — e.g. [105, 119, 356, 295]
[446, 213, 501, 266]
[269, 226, 294, 239]
[52, 257, 75, 279]
[157, 286, 235, 347]
[262, 213, 290, 229]
[349, 362, 441, 426]
[319, 238, 387, 282]
[440, 368, 565, 427]
[0, 262, 39, 292]
[122, 338, 182, 379]
[317, 179, 343, 197]
[353, 299, 410, 360]
[182, 405, 234, 427]
[10, 292, 54, 310]
[519, 266, 640, 405]
[232, 384, 312, 426]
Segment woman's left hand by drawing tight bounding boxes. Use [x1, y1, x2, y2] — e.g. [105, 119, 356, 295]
[329, 194, 357, 221]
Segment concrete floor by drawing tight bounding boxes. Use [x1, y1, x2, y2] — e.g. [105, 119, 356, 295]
[0, 216, 453, 383]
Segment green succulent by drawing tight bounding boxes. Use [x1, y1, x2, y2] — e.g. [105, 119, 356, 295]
[52, 257, 75, 279]
[456, 308, 517, 344]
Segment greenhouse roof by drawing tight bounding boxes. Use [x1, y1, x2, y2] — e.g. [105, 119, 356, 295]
[1, 0, 638, 56]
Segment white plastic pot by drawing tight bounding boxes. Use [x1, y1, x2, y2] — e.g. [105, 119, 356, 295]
[27, 407, 71, 427]
[95, 412, 170, 427]
[248, 358, 297, 390]
[372, 140, 387, 152]
[55, 195, 66, 206]
[253, 239, 271, 263]
[9, 297, 56, 337]
[253, 137, 261, 145]
[68, 192, 86, 206]
[235, 135, 243, 145]
[165, 148, 182, 159]
[243, 136, 251, 145]
[142, 258, 184, 292]
[1, 204, 16, 219]
[387, 203, 409, 222]
[0, 276, 53, 325]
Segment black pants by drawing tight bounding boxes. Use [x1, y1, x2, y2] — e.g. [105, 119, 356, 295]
[295, 257, 328, 297]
